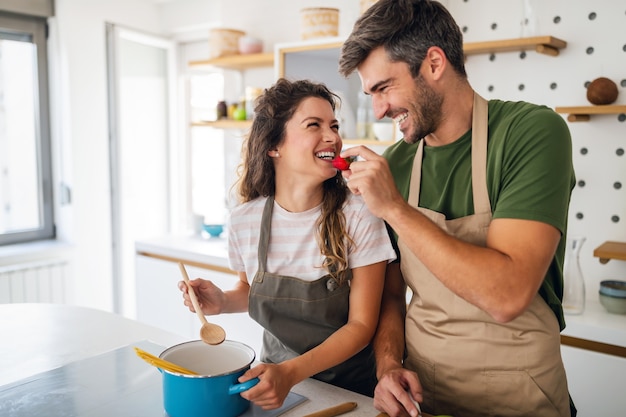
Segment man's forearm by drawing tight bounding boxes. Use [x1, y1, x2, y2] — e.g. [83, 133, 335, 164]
[373, 264, 408, 379]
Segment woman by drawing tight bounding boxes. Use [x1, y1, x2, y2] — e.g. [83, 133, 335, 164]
[180, 78, 396, 410]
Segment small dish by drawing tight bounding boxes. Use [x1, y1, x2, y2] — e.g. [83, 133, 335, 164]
[599, 293, 626, 314]
[203, 224, 224, 238]
[599, 280, 626, 298]
[598, 280, 626, 315]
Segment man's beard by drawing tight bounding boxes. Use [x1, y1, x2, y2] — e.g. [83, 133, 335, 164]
[405, 74, 443, 144]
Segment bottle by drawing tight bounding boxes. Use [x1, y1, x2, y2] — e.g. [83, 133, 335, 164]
[245, 87, 262, 120]
[562, 236, 586, 315]
[216, 101, 227, 119]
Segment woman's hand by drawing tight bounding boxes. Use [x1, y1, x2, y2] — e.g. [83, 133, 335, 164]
[238, 363, 297, 410]
[178, 278, 226, 315]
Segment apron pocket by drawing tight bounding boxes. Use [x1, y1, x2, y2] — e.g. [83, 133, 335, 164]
[484, 370, 561, 417]
[404, 356, 436, 409]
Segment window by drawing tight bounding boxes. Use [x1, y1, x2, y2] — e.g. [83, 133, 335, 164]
[0, 12, 54, 245]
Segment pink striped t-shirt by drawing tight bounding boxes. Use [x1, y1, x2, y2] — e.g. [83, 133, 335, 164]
[228, 193, 396, 283]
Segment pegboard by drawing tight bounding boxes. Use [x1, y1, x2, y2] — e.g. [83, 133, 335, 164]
[447, 0, 625, 301]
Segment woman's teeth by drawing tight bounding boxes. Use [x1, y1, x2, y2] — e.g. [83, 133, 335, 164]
[315, 151, 335, 160]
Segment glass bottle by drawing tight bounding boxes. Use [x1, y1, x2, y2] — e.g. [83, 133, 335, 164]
[562, 236, 586, 315]
[356, 92, 374, 140]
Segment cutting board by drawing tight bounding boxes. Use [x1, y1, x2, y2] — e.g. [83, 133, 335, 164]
[0, 340, 306, 417]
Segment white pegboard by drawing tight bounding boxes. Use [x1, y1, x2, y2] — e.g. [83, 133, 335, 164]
[447, 0, 626, 300]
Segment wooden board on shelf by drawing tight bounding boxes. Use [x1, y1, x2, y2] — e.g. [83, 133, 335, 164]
[593, 241, 626, 264]
[555, 104, 626, 122]
[189, 53, 274, 70]
[464, 36, 566, 56]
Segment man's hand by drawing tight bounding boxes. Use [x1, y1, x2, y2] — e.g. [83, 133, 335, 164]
[340, 146, 405, 220]
[374, 368, 423, 417]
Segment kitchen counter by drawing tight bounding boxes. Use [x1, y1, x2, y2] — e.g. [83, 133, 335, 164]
[0, 303, 379, 416]
[136, 233, 233, 274]
[137, 234, 626, 355]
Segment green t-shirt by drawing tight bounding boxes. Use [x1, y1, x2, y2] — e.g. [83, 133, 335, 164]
[383, 99, 575, 330]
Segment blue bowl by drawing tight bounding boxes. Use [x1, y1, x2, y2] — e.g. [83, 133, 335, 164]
[203, 224, 224, 238]
[599, 280, 626, 298]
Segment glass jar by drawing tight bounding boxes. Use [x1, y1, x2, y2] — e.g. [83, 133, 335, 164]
[562, 236, 586, 315]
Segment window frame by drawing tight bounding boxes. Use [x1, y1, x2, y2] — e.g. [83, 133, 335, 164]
[0, 12, 54, 245]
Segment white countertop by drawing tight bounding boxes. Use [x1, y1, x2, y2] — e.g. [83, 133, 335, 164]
[562, 298, 626, 347]
[136, 234, 626, 349]
[0, 303, 379, 416]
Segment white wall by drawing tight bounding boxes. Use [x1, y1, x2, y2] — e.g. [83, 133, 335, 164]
[50, 0, 163, 311]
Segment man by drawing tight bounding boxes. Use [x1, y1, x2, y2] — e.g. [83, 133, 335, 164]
[338, 1, 576, 416]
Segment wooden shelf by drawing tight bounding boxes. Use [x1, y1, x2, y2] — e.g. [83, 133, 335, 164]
[192, 120, 252, 129]
[594, 241, 626, 264]
[554, 105, 626, 122]
[343, 139, 395, 146]
[189, 36, 566, 71]
[464, 36, 567, 57]
[188, 52, 274, 71]
[190, 122, 396, 145]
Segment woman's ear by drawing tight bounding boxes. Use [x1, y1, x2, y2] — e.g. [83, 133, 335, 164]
[267, 149, 280, 158]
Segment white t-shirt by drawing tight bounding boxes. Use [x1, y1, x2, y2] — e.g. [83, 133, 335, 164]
[228, 194, 396, 283]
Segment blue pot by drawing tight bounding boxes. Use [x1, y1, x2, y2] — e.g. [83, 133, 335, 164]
[159, 340, 259, 417]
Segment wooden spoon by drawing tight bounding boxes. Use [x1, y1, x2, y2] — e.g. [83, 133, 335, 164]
[178, 262, 226, 345]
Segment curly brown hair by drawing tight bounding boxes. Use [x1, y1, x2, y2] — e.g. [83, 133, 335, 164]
[236, 78, 353, 282]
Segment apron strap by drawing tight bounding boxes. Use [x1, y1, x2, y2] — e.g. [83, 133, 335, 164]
[407, 92, 491, 215]
[257, 196, 274, 274]
[471, 93, 491, 214]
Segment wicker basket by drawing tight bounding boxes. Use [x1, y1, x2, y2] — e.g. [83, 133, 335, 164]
[300, 8, 339, 40]
[209, 28, 246, 59]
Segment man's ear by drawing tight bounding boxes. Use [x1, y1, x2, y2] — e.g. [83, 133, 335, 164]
[424, 46, 446, 81]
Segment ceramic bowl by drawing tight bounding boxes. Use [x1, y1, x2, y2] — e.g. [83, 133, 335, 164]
[238, 36, 263, 54]
[203, 224, 224, 238]
[598, 280, 626, 314]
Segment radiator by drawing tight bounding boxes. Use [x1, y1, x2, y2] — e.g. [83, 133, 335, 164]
[0, 258, 70, 304]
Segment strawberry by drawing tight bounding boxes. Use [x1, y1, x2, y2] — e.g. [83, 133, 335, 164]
[332, 155, 356, 171]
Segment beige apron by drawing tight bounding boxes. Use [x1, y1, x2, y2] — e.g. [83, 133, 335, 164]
[400, 94, 570, 417]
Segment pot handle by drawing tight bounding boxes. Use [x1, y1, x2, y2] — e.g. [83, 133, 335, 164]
[228, 377, 260, 395]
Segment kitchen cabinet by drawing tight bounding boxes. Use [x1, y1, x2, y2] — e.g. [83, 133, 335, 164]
[560, 296, 626, 415]
[561, 345, 626, 416]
